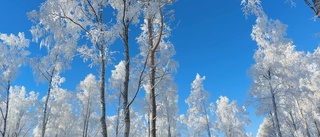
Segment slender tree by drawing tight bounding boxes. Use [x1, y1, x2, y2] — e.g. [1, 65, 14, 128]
[109, 1, 141, 136]
[137, 1, 175, 136]
[77, 74, 100, 137]
[29, 1, 118, 136]
[0, 32, 30, 137]
[214, 96, 250, 137]
[180, 74, 214, 137]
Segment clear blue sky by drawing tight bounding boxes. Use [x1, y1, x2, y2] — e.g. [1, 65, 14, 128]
[1, 0, 320, 136]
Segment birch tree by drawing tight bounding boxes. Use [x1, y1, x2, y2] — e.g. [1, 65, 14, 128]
[29, 1, 118, 136]
[0, 32, 30, 137]
[214, 96, 250, 137]
[5, 86, 39, 137]
[180, 73, 214, 137]
[137, 1, 175, 136]
[257, 117, 277, 137]
[108, 1, 141, 136]
[33, 75, 78, 137]
[77, 74, 100, 137]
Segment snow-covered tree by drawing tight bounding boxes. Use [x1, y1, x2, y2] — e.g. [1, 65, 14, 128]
[214, 96, 250, 137]
[257, 117, 276, 137]
[108, 60, 149, 137]
[4, 86, 39, 137]
[180, 73, 214, 137]
[28, 0, 118, 136]
[28, 27, 75, 137]
[242, 1, 320, 136]
[108, 1, 141, 135]
[33, 75, 78, 137]
[137, 1, 176, 136]
[77, 74, 100, 137]
[0, 32, 30, 137]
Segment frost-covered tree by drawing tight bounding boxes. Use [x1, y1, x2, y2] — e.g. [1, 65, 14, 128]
[29, 0, 118, 136]
[0, 32, 30, 137]
[242, 1, 320, 136]
[137, 1, 176, 136]
[108, 60, 149, 137]
[77, 74, 100, 137]
[243, 3, 300, 135]
[154, 73, 178, 137]
[180, 74, 214, 137]
[33, 75, 78, 137]
[257, 117, 277, 137]
[214, 96, 250, 137]
[5, 86, 39, 137]
[28, 24, 75, 137]
[108, 1, 141, 135]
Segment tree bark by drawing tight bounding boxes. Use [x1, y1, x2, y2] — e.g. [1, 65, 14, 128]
[41, 69, 55, 137]
[149, 47, 157, 137]
[314, 120, 320, 137]
[1, 81, 10, 137]
[122, 1, 131, 136]
[99, 49, 108, 137]
[267, 70, 282, 137]
[82, 98, 91, 137]
[147, 6, 164, 137]
[116, 94, 121, 137]
[202, 102, 211, 137]
[98, 3, 108, 137]
[147, 17, 156, 137]
[294, 98, 311, 137]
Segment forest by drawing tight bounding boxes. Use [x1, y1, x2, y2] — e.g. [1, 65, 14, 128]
[0, 0, 320, 137]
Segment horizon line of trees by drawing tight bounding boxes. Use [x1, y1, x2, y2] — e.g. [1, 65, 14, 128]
[0, 0, 251, 137]
[0, 0, 319, 137]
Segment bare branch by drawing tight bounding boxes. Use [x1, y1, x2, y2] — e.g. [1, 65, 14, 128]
[127, 50, 150, 108]
[86, 0, 99, 22]
[304, 0, 318, 15]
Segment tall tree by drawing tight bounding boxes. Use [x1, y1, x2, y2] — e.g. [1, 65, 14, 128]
[77, 74, 100, 137]
[108, 1, 141, 136]
[0, 32, 30, 137]
[180, 73, 214, 137]
[29, 1, 118, 136]
[137, 1, 175, 136]
[5, 86, 39, 137]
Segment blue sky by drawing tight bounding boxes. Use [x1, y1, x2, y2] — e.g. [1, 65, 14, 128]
[1, 0, 320, 136]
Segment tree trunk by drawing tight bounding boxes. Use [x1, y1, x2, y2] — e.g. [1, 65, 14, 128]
[99, 49, 108, 137]
[149, 49, 156, 137]
[270, 88, 282, 137]
[98, 4, 108, 137]
[165, 98, 171, 137]
[41, 69, 55, 137]
[146, 6, 163, 137]
[116, 94, 121, 137]
[267, 70, 282, 137]
[82, 99, 91, 137]
[203, 102, 211, 137]
[1, 81, 10, 137]
[294, 98, 311, 137]
[122, 1, 131, 135]
[147, 17, 157, 137]
[314, 120, 320, 137]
